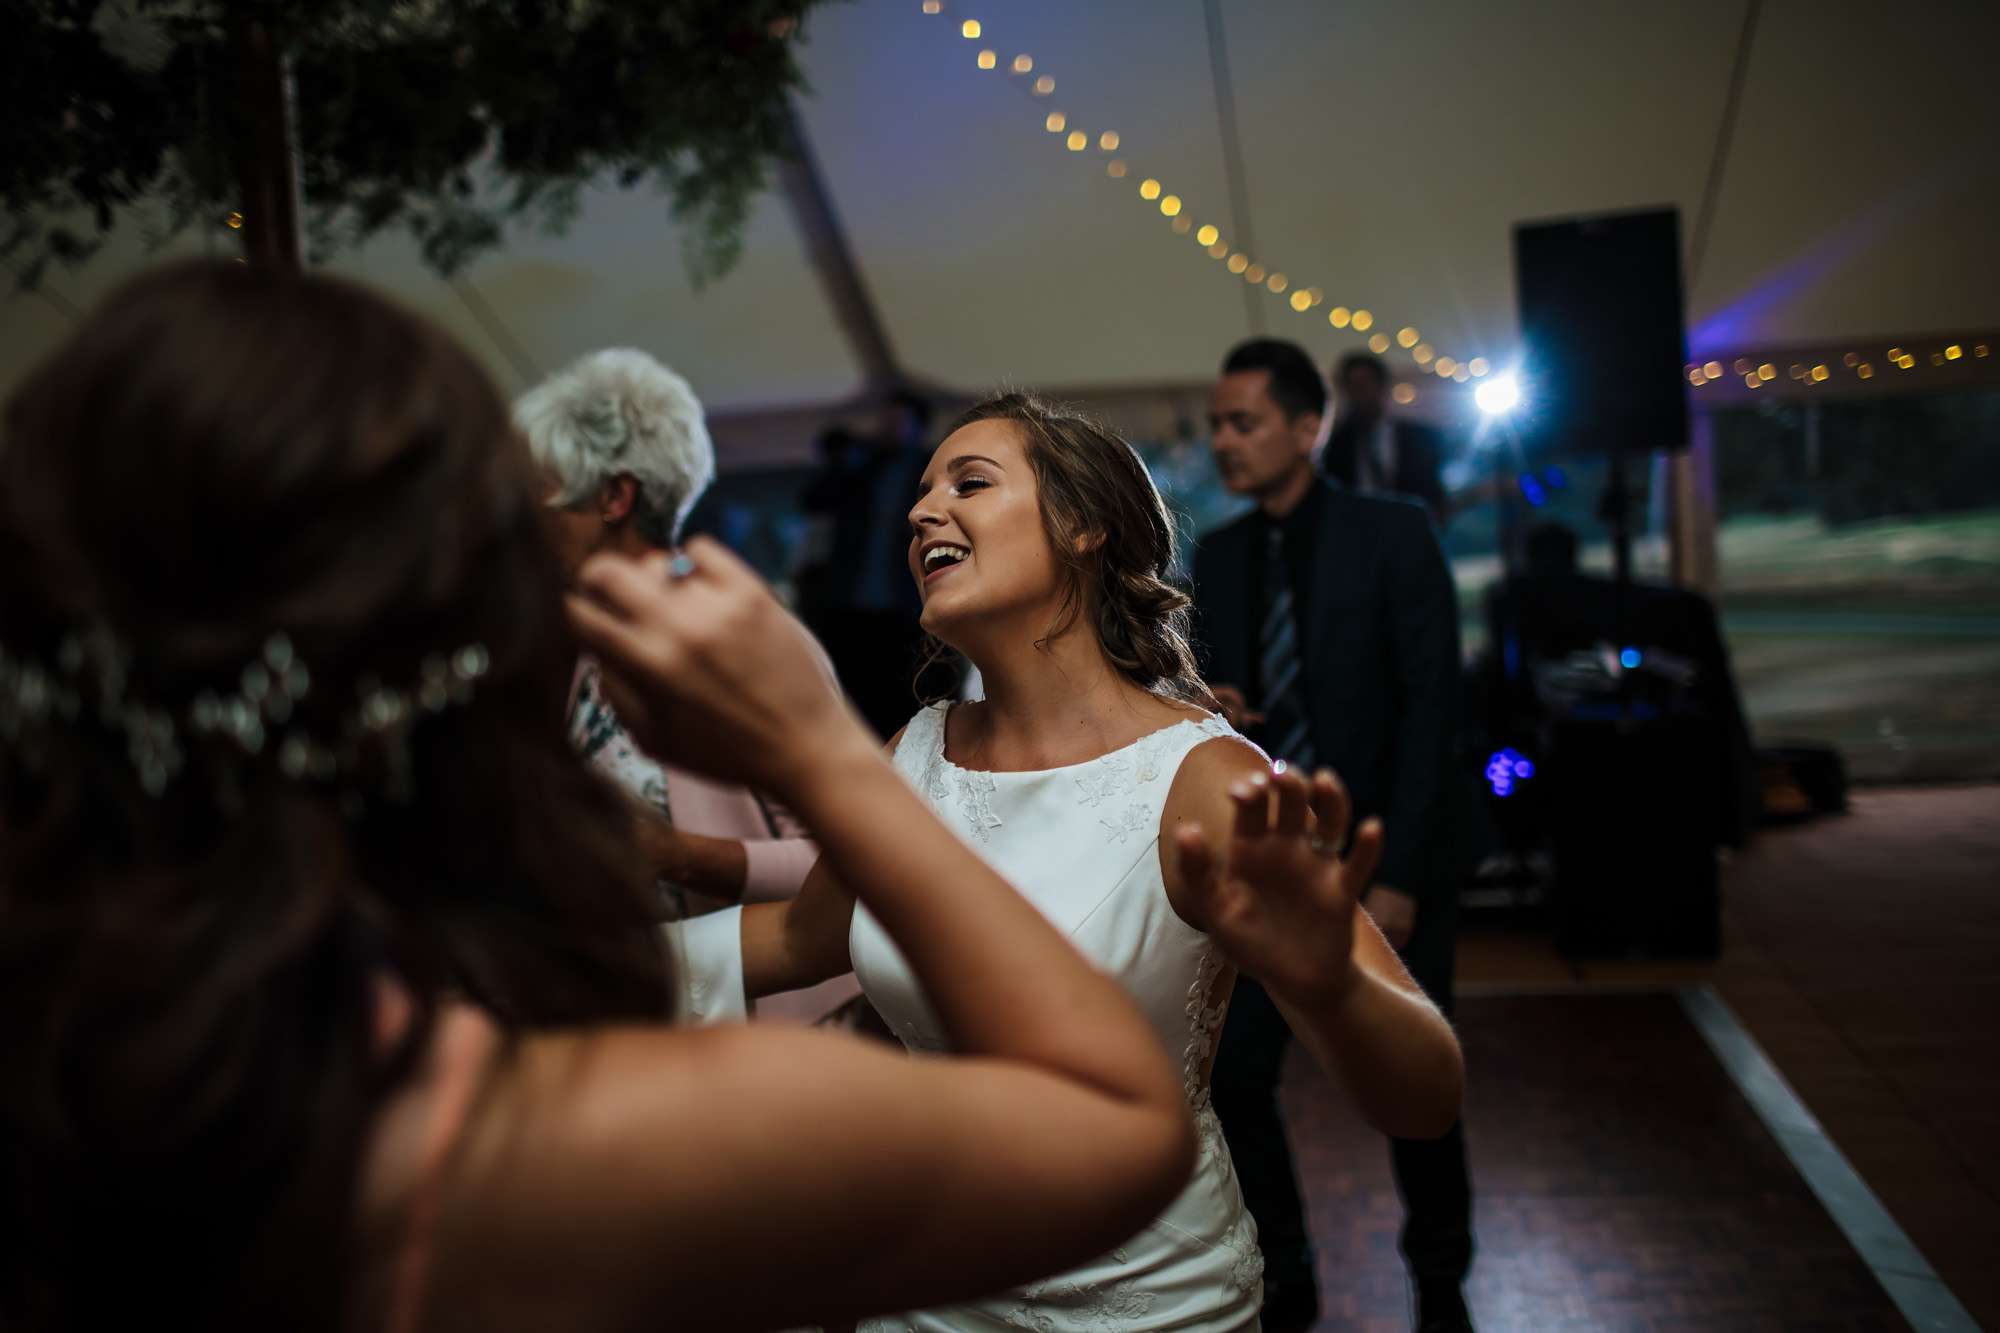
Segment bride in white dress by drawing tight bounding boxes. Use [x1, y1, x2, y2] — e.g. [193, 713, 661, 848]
[705, 394, 1463, 1330]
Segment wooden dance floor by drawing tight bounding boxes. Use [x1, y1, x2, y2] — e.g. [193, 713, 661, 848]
[1282, 991, 1908, 1332]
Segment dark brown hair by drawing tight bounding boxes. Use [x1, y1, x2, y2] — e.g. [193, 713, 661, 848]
[936, 393, 1212, 708]
[0, 261, 667, 1329]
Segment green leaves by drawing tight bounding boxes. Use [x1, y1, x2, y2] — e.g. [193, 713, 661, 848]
[4, 0, 831, 288]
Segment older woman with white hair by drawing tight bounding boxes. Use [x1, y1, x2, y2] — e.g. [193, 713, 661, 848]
[516, 349, 851, 1022]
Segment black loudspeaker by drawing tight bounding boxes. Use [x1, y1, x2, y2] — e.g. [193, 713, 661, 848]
[1512, 207, 1689, 458]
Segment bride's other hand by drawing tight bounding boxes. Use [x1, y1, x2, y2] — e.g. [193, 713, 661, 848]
[1166, 747, 1463, 1139]
[1174, 765, 1379, 1008]
[565, 537, 871, 800]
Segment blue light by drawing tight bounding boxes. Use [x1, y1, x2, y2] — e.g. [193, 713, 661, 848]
[1520, 476, 1547, 507]
[1543, 466, 1569, 490]
[1620, 647, 1642, 669]
[1486, 747, 1536, 798]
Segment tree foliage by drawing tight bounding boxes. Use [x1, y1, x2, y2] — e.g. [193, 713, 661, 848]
[2, 0, 830, 287]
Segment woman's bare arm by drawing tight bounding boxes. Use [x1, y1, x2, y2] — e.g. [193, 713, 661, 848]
[420, 540, 1198, 1328]
[1162, 741, 1464, 1140]
[426, 1019, 1191, 1331]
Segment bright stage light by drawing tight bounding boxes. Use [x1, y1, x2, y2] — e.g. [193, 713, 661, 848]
[1474, 373, 1520, 415]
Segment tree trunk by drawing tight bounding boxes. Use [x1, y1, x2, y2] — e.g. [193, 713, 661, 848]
[229, 13, 302, 272]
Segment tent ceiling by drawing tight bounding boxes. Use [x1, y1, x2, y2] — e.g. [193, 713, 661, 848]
[5, 0, 1998, 433]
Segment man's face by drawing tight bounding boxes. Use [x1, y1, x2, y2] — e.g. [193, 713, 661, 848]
[1339, 364, 1387, 420]
[1208, 370, 1317, 498]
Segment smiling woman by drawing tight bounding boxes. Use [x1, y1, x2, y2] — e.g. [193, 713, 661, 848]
[689, 391, 1464, 1332]
[909, 393, 1213, 709]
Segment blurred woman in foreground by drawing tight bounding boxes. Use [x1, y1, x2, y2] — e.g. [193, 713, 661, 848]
[0, 260, 1196, 1331]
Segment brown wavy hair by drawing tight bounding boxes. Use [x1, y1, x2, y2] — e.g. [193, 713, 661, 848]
[931, 393, 1213, 708]
[0, 261, 667, 1329]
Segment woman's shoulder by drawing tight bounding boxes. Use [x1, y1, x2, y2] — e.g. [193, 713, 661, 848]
[1161, 723, 1269, 812]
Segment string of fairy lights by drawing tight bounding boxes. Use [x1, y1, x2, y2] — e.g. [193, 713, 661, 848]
[921, 0, 1486, 405]
[922, 3, 2000, 408]
[1688, 339, 1992, 391]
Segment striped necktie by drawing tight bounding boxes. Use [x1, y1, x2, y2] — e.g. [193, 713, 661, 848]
[1259, 526, 1317, 769]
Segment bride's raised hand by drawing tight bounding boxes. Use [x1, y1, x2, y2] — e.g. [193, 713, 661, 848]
[1174, 764, 1384, 1007]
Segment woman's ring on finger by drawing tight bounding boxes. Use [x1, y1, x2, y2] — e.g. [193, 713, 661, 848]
[1307, 835, 1338, 859]
[667, 552, 698, 581]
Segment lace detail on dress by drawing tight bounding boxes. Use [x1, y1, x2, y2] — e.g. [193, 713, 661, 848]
[907, 704, 1005, 844]
[1221, 1211, 1265, 1293]
[1077, 716, 1227, 844]
[954, 768, 1003, 842]
[1007, 1276, 1158, 1331]
[1181, 947, 1228, 1105]
[1098, 803, 1151, 844]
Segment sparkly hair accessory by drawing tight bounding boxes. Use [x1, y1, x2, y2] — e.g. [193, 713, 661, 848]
[0, 627, 489, 802]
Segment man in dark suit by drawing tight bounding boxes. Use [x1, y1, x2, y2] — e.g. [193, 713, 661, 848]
[1321, 351, 1449, 522]
[1194, 339, 1474, 1333]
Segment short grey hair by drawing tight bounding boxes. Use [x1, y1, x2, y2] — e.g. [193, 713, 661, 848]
[514, 348, 715, 544]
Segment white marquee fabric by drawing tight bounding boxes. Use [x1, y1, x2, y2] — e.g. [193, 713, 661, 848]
[5, 0, 1997, 454]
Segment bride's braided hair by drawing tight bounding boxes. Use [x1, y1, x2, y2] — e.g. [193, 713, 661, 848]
[932, 393, 1214, 709]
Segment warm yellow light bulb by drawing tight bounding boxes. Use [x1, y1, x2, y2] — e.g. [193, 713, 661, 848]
[1066, 130, 1086, 150]
[976, 49, 996, 68]
[1734, 357, 1752, 375]
[1244, 263, 1266, 284]
[1033, 74, 1054, 95]
[1045, 111, 1066, 133]
[226, 211, 245, 229]
[1946, 344, 1963, 360]
[1757, 363, 1777, 381]
[1196, 224, 1219, 247]
[1887, 347, 1904, 361]
[1393, 383, 1416, 405]
[1397, 327, 1418, 348]
[1227, 253, 1250, 274]
[1469, 357, 1490, 377]
[1208, 241, 1229, 258]
[1290, 290, 1312, 312]
[1434, 356, 1456, 377]
[1453, 366, 1471, 382]
[1329, 306, 1351, 328]
[1266, 272, 1287, 293]
[1160, 194, 1182, 217]
[1688, 367, 1705, 385]
[1107, 160, 1127, 178]
[1139, 178, 1161, 200]
[1413, 343, 1434, 365]
[1703, 360, 1722, 379]
[1976, 343, 1991, 358]
[1351, 309, 1374, 331]
[1857, 363, 1874, 378]
[1370, 333, 1391, 354]
[1744, 373, 1761, 388]
[1099, 131, 1119, 151]
[1811, 364, 1830, 381]
[921, 0, 941, 12]
[961, 19, 980, 38]
[1012, 54, 1033, 73]
[1306, 287, 1323, 305]
[1170, 216, 1192, 234]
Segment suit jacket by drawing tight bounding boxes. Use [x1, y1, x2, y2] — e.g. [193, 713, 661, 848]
[1191, 482, 1462, 912]
[1320, 416, 1447, 519]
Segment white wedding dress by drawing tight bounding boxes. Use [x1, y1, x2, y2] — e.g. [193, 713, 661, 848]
[851, 702, 1266, 1332]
